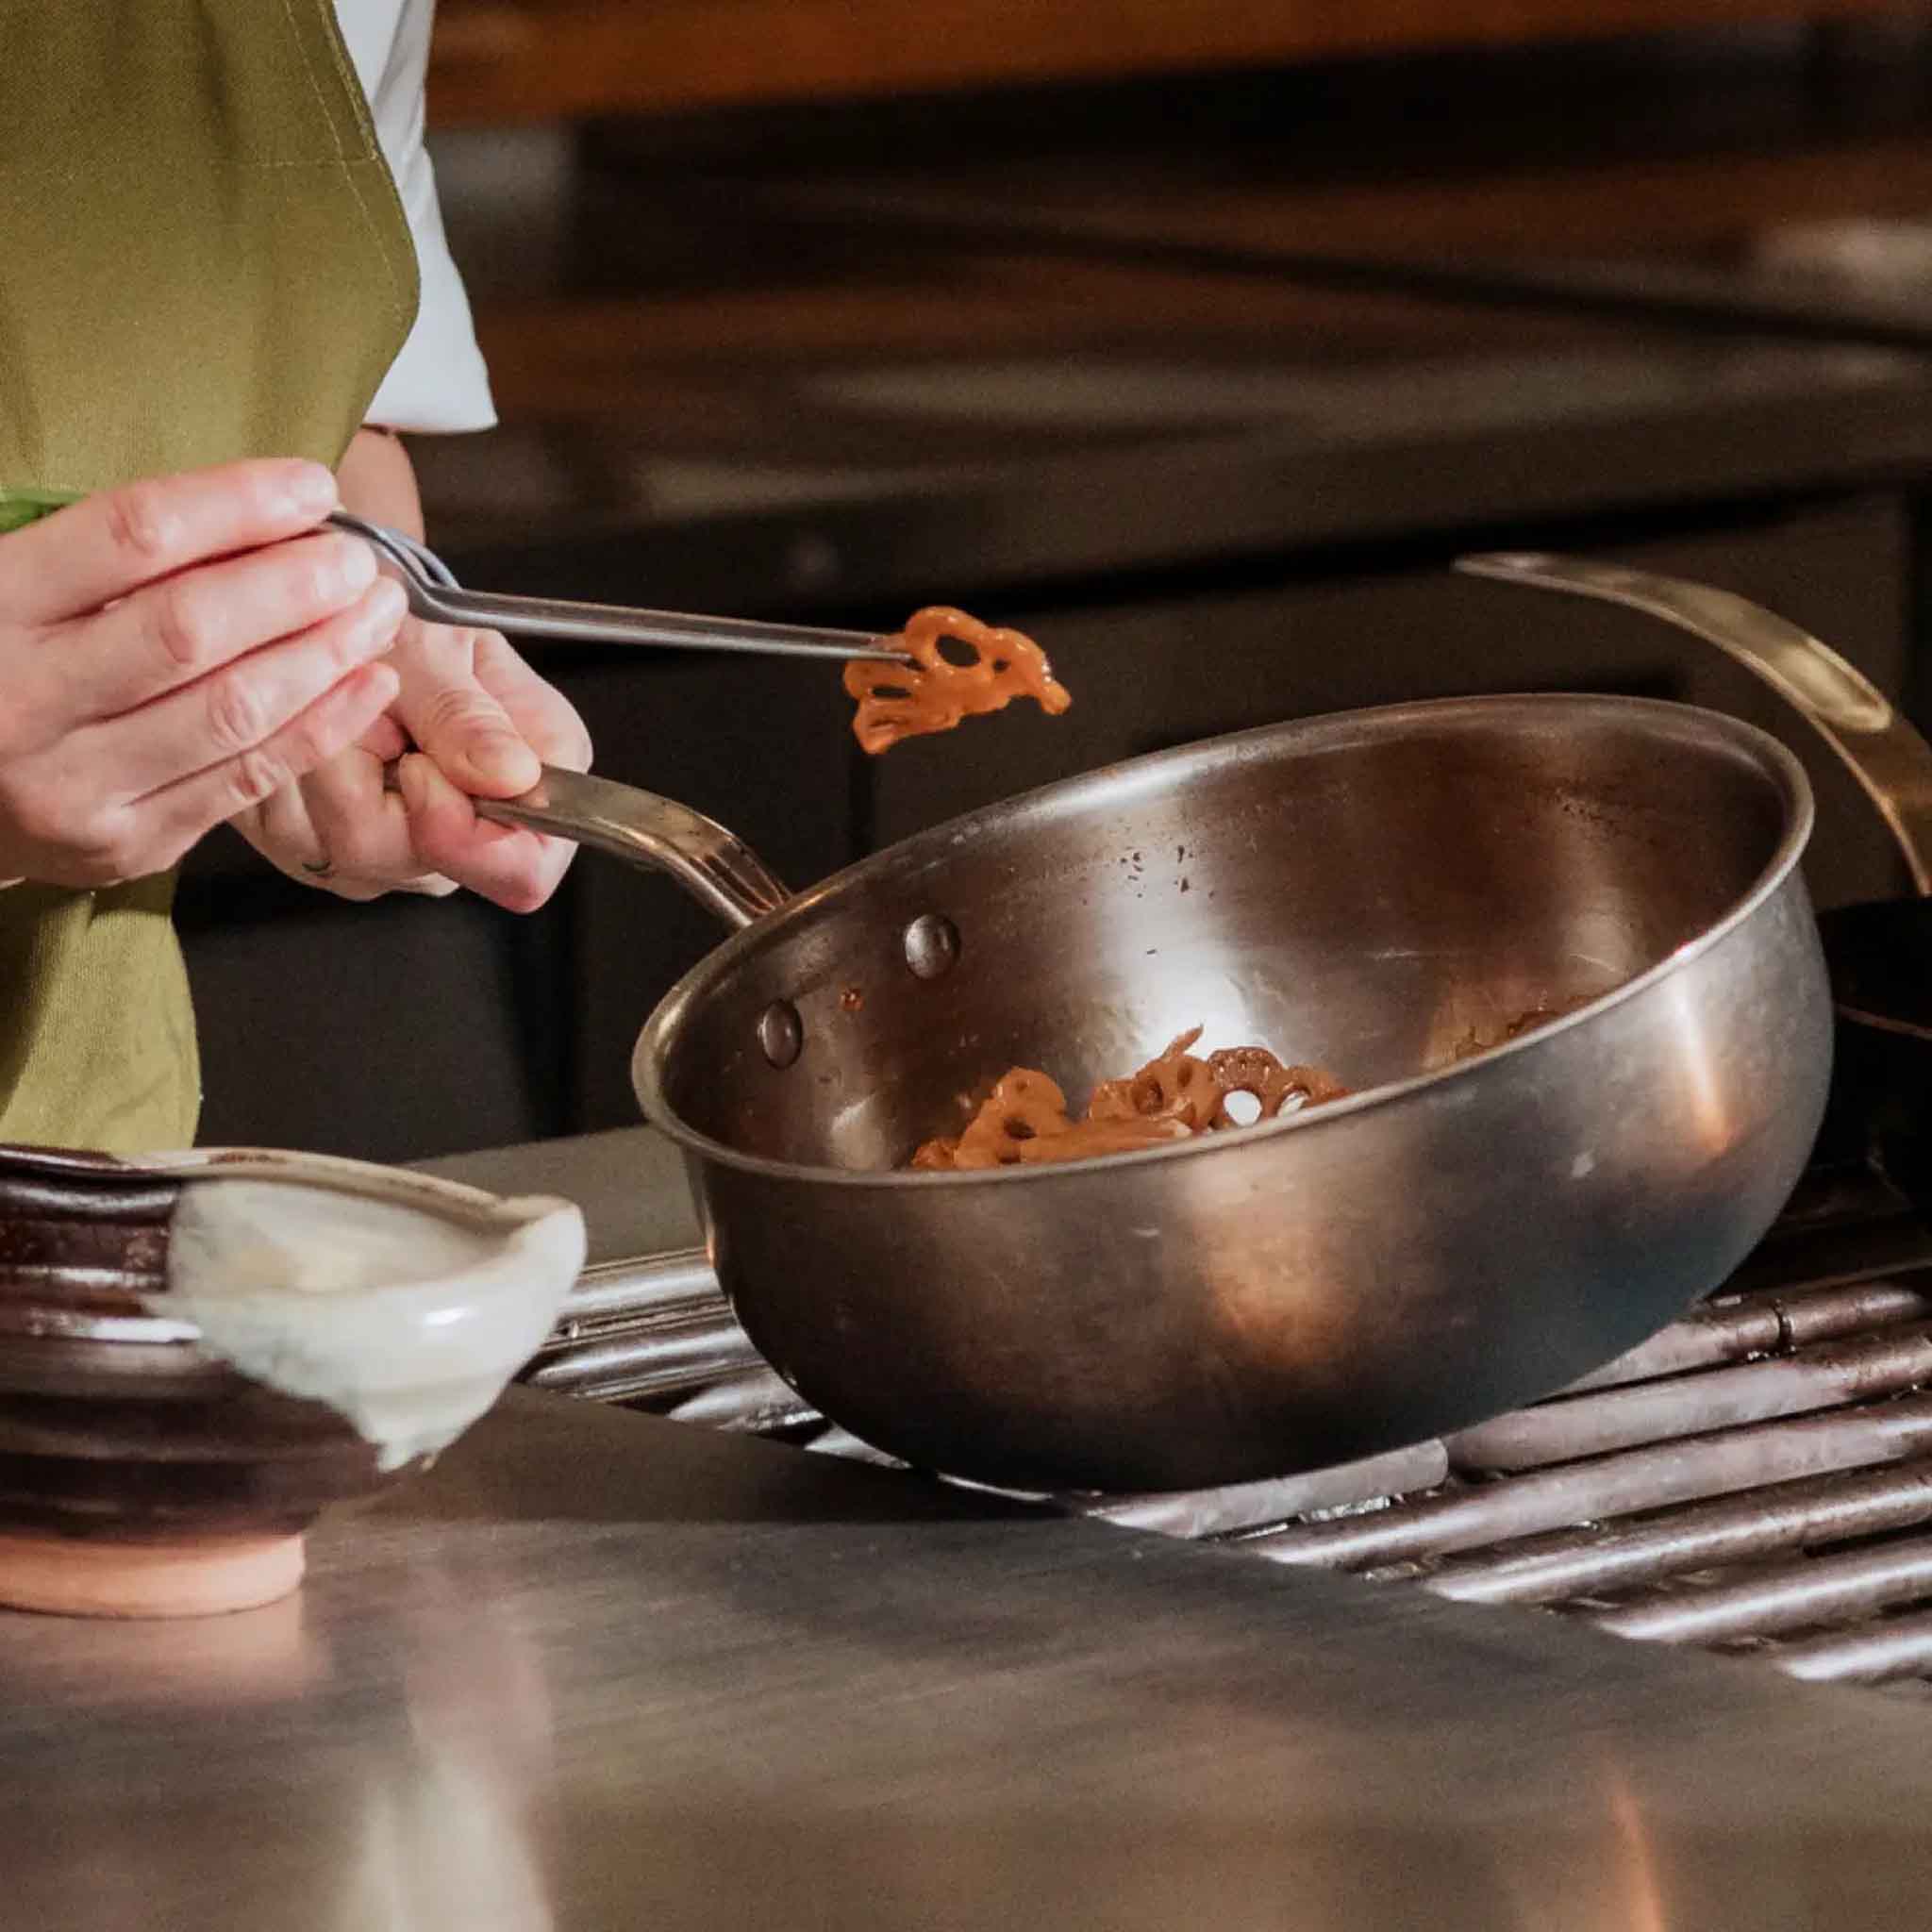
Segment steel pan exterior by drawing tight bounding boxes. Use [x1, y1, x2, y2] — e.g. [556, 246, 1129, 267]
[632, 696, 1828, 1492]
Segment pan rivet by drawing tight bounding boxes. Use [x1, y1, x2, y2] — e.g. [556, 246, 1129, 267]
[757, 1001, 803, 1069]
[903, 914, 959, 980]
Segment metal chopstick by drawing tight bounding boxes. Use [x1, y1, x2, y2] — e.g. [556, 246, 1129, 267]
[328, 511, 911, 665]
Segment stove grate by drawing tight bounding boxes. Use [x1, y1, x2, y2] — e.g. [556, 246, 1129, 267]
[524, 1158, 1932, 1692]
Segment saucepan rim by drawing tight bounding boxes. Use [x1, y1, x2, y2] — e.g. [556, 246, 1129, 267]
[633, 692, 1815, 1189]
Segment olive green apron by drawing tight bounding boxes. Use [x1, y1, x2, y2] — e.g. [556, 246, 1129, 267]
[0, 2, 419, 1151]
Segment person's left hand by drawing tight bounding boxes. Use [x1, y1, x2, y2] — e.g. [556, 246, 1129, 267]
[233, 611, 592, 910]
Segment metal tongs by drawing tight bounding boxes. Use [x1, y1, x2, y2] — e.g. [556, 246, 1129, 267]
[328, 512, 911, 665]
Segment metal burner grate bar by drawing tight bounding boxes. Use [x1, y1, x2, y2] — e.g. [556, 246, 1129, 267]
[1774, 1610, 1932, 1685]
[1240, 1392, 1932, 1568]
[1593, 1533, 1932, 1644]
[1445, 1317, 1932, 1471]
[525, 1252, 766, 1404]
[1424, 1460, 1932, 1606]
[659, 1366, 821, 1435]
[1083, 1441, 1453, 1538]
[541, 1251, 718, 1336]
[525, 1318, 761, 1402]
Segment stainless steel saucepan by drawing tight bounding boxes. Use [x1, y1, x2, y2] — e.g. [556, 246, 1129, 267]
[476, 560, 1929, 1492]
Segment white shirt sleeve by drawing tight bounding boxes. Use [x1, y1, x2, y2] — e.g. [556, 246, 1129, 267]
[334, 0, 497, 434]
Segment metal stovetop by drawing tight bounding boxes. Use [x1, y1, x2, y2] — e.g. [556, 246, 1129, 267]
[12, 1108, 1932, 1928]
[494, 1129, 1932, 1699]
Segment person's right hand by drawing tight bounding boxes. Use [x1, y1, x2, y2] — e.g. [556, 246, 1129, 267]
[0, 458, 406, 889]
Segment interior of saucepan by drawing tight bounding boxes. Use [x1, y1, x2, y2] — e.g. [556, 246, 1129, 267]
[643, 695, 1803, 1173]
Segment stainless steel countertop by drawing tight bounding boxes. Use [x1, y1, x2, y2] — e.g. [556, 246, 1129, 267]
[19, 1128, 1927, 1925]
[7, 1386, 1932, 1928]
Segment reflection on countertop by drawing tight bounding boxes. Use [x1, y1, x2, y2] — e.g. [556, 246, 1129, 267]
[8, 1380, 1932, 1929]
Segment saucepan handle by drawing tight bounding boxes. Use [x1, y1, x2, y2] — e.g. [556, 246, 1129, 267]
[474, 765, 791, 929]
[1457, 552, 1932, 898]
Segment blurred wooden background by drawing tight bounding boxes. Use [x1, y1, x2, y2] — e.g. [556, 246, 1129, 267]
[185, 4, 1932, 1160]
[428, 0, 1932, 123]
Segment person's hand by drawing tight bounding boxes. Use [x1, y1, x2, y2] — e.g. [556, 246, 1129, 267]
[230, 613, 591, 911]
[0, 459, 404, 888]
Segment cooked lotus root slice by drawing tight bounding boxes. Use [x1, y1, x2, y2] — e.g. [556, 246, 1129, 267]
[940, 1068, 1076, 1170]
[1089, 1026, 1222, 1129]
[1206, 1047, 1349, 1125]
[907, 1033, 1350, 1171]
[845, 607, 1072, 754]
[1018, 1113, 1191, 1161]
